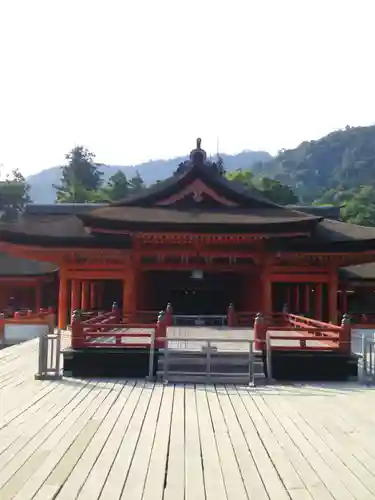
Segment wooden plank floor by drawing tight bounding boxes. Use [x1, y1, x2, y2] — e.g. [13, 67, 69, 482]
[2, 341, 375, 499]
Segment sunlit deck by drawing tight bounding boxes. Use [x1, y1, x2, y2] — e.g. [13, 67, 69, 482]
[1, 339, 375, 499]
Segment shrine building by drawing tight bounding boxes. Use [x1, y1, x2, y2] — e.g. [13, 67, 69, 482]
[1, 139, 375, 328]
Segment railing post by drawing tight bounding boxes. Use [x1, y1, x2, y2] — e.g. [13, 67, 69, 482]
[35, 330, 47, 380]
[340, 313, 351, 354]
[266, 332, 273, 382]
[206, 340, 212, 380]
[71, 310, 84, 349]
[112, 302, 121, 323]
[0, 313, 5, 347]
[163, 335, 169, 384]
[165, 303, 173, 326]
[254, 312, 266, 351]
[148, 327, 156, 381]
[55, 329, 62, 377]
[248, 340, 254, 385]
[227, 303, 237, 327]
[155, 310, 166, 348]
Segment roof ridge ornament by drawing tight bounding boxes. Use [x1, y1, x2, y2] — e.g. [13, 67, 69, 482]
[190, 138, 207, 165]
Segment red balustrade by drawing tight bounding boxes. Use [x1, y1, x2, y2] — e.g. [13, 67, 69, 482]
[70, 303, 173, 350]
[251, 311, 351, 354]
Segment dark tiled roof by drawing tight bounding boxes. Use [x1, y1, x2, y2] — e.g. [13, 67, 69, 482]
[24, 203, 106, 216]
[287, 205, 341, 220]
[341, 263, 375, 280]
[0, 252, 57, 276]
[314, 219, 375, 242]
[81, 206, 318, 228]
[0, 215, 131, 248]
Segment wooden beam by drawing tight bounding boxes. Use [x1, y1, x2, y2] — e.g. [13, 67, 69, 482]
[271, 273, 330, 283]
[66, 270, 125, 280]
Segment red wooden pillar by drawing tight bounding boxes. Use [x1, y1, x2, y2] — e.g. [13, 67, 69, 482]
[81, 281, 89, 311]
[286, 285, 291, 312]
[304, 284, 310, 315]
[328, 267, 338, 323]
[262, 257, 272, 317]
[35, 280, 42, 313]
[295, 284, 300, 313]
[58, 270, 68, 330]
[90, 282, 96, 309]
[123, 265, 137, 322]
[314, 284, 323, 320]
[71, 279, 80, 312]
[96, 282, 103, 310]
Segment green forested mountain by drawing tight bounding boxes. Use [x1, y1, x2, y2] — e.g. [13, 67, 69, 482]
[250, 124, 375, 225]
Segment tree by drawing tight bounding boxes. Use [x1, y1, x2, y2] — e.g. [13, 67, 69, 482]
[226, 168, 298, 205]
[254, 177, 298, 205]
[0, 168, 31, 221]
[341, 185, 375, 226]
[226, 168, 254, 187]
[54, 146, 103, 203]
[128, 171, 145, 194]
[103, 170, 130, 202]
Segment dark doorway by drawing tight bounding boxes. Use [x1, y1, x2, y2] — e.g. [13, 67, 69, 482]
[147, 271, 243, 315]
[101, 280, 123, 310]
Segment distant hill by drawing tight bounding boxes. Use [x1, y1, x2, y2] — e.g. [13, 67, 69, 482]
[250, 124, 375, 205]
[26, 150, 272, 204]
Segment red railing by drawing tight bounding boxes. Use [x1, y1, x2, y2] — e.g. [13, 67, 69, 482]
[251, 311, 351, 354]
[348, 312, 375, 327]
[71, 303, 173, 349]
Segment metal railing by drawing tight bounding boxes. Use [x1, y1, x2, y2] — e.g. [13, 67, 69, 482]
[172, 314, 227, 326]
[159, 335, 257, 385]
[358, 333, 375, 383]
[35, 330, 62, 380]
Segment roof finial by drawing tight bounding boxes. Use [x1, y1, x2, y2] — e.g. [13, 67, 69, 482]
[196, 138, 202, 149]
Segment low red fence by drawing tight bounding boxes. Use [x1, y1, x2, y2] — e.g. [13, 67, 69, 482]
[252, 312, 351, 353]
[228, 305, 351, 353]
[70, 303, 173, 349]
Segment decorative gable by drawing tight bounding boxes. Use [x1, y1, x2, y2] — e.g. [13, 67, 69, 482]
[156, 179, 238, 208]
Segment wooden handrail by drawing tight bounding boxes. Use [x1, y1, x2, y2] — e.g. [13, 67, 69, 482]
[285, 313, 342, 332]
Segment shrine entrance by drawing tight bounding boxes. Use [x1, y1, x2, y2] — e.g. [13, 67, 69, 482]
[146, 270, 244, 315]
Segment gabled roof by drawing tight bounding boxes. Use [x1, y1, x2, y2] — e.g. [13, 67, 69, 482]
[109, 139, 277, 209]
[78, 139, 319, 230]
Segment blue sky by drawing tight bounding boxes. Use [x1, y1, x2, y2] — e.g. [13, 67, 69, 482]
[0, 0, 374, 176]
